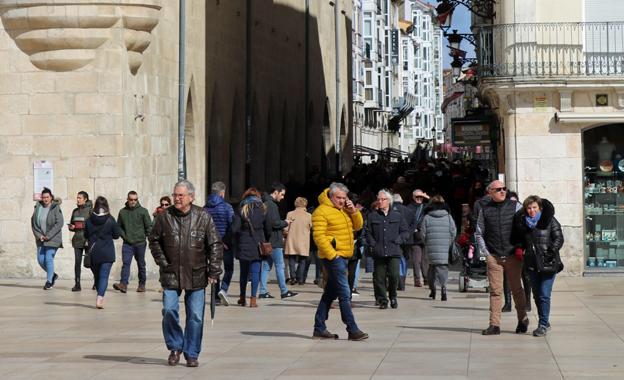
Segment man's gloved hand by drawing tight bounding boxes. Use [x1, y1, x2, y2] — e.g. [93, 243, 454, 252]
[514, 247, 524, 261]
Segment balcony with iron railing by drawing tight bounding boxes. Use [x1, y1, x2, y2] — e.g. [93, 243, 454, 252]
[477, 22, 624, 79]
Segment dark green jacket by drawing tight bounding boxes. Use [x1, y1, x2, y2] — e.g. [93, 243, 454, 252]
[117, 201, 152, 245]
[70, 200, 93, 249]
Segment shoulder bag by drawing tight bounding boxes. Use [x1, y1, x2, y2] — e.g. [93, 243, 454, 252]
[448, 215, 460, 265]
[246, 215, 272, 257]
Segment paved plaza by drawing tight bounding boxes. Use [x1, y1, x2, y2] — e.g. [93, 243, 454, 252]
[1, 272, 624, 379]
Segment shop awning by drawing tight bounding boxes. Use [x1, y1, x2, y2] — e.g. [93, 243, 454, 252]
[555, 112, 624, 123]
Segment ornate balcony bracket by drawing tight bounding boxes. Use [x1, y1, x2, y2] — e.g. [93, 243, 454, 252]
[0, 0, 161, 74]
[559, 90, 573, 112]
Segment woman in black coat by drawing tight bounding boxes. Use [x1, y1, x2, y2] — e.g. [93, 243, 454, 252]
[513, 196, 564, 337]
[85, 196, 122, 309]
[232, 187, 271, 308]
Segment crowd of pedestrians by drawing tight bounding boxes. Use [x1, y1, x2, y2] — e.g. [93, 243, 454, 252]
[28, 156, 566, 367]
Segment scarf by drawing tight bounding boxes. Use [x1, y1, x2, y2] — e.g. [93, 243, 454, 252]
[525, 211, 542, 229]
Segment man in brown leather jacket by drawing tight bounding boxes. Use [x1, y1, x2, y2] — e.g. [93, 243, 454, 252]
[149, 180, 223, 368]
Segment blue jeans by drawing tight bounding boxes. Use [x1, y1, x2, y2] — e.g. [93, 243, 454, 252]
[162, 288, 206, 360]
[260, 248, 288, 295]
[93, 262, 113, 296]
[36, 246, 57, 282]
[120, 242, 147, 285]
[219, 249, 234, 293]
[239, 260, 261, 298]
[528, 270, 556, 328]
[314, 257, 359, 334]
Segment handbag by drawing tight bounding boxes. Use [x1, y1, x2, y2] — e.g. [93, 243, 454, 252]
[447, 214, 460, 265]
[246, 216, 272, 257]
[448, 242, 461, 265]
[84, 217, 109, 268]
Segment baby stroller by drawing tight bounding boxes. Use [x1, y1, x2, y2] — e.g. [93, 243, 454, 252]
[457, 233, 489, 293]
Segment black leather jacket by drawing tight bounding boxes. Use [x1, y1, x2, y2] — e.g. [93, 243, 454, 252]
[512, 199, 564, 272]
[149, 205, 223, 290]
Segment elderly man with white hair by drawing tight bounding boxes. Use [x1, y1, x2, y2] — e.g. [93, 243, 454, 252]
[366, 189, 410, 309]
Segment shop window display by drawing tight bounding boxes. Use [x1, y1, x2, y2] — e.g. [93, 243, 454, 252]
[584, 125, 624, 269]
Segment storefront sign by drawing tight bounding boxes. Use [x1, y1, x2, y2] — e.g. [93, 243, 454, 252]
[452, 122, 490, 146]
[33, 160, 53, 201]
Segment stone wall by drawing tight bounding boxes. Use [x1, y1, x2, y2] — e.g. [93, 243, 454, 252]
[0, 0, 205, 280]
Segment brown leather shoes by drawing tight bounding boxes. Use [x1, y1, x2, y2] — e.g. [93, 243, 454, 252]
[167, 350, 181, 366]
[136, 285, 146, 293]
[186, 358, 199, 367]
[249, 296, 258, 308]
[113, 283, 127, 293]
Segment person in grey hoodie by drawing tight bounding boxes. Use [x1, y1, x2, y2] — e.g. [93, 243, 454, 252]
[68, 191, 93, 291]
[420, 195, 456, 301]
[31, 187, 64, 290]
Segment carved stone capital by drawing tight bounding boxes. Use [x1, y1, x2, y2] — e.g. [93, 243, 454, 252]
[0, 0, 161, 74]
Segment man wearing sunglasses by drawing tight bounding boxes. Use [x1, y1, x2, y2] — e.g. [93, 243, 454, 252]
[475, 180, 527, 336]
[114, 191, 153, 293]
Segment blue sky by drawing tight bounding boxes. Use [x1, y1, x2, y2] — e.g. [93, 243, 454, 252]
[424, 0, 474, 68]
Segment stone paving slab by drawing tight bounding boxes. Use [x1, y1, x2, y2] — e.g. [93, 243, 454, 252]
[1, 274, 624, 379]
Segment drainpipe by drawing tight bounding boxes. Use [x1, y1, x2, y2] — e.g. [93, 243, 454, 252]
[304, 0, 309, 178]
[244, 0, 252, 187]
[334, 0, 341, 175]
[177, 0, 186, 180]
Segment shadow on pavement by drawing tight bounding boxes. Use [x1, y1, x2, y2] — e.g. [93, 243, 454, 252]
[45, 302, 96, 309]
[240, 331, 312, 339]
[0, 283, 46, 289]
[433, 305, 489, 311]
[398, 325, 481, 334]
[84, 354, 168, 366]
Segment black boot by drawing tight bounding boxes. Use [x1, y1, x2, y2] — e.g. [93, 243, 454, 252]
[72, 280, 81, 292]
[429, 287, 436, 300]
[441, 287, 447, 301]
[502, 273, 511, 312]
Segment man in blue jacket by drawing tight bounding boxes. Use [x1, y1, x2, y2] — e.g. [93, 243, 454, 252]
[204, 181, 234, 305]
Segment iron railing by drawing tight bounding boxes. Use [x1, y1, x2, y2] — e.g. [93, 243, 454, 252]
[477, 22, 624, 78]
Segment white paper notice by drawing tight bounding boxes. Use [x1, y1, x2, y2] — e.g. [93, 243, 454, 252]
[33, 160, 53, 201]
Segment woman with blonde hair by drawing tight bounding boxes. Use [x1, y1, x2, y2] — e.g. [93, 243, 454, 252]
[232, 187, 271, 307]
[284, 197, 313, 285]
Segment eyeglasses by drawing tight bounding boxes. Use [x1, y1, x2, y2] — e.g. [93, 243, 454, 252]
[161, 203, 169, 207]
[128, 198, 138, 201]
[172, 193, 189, 198]
[492, 187, 507, 193]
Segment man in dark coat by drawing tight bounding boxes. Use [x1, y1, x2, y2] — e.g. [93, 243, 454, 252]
[149, 180, 223, 368]
[476, 180, 526, 336]
[204, 181, 235, 306]
[405, 189, 429, 287]
[366, 189, 409, 309]
[259, 182, 298, 299]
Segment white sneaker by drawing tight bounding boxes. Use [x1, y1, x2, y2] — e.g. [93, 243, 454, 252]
[218, 290, 230, 306]
[96, 295, 104, 309]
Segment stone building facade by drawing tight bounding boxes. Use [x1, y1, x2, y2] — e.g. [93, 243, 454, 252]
[0, 0, 352, 279]
[477, 0, 624, 275]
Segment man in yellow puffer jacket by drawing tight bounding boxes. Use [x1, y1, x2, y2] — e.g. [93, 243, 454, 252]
[311, 182, 368, 341]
